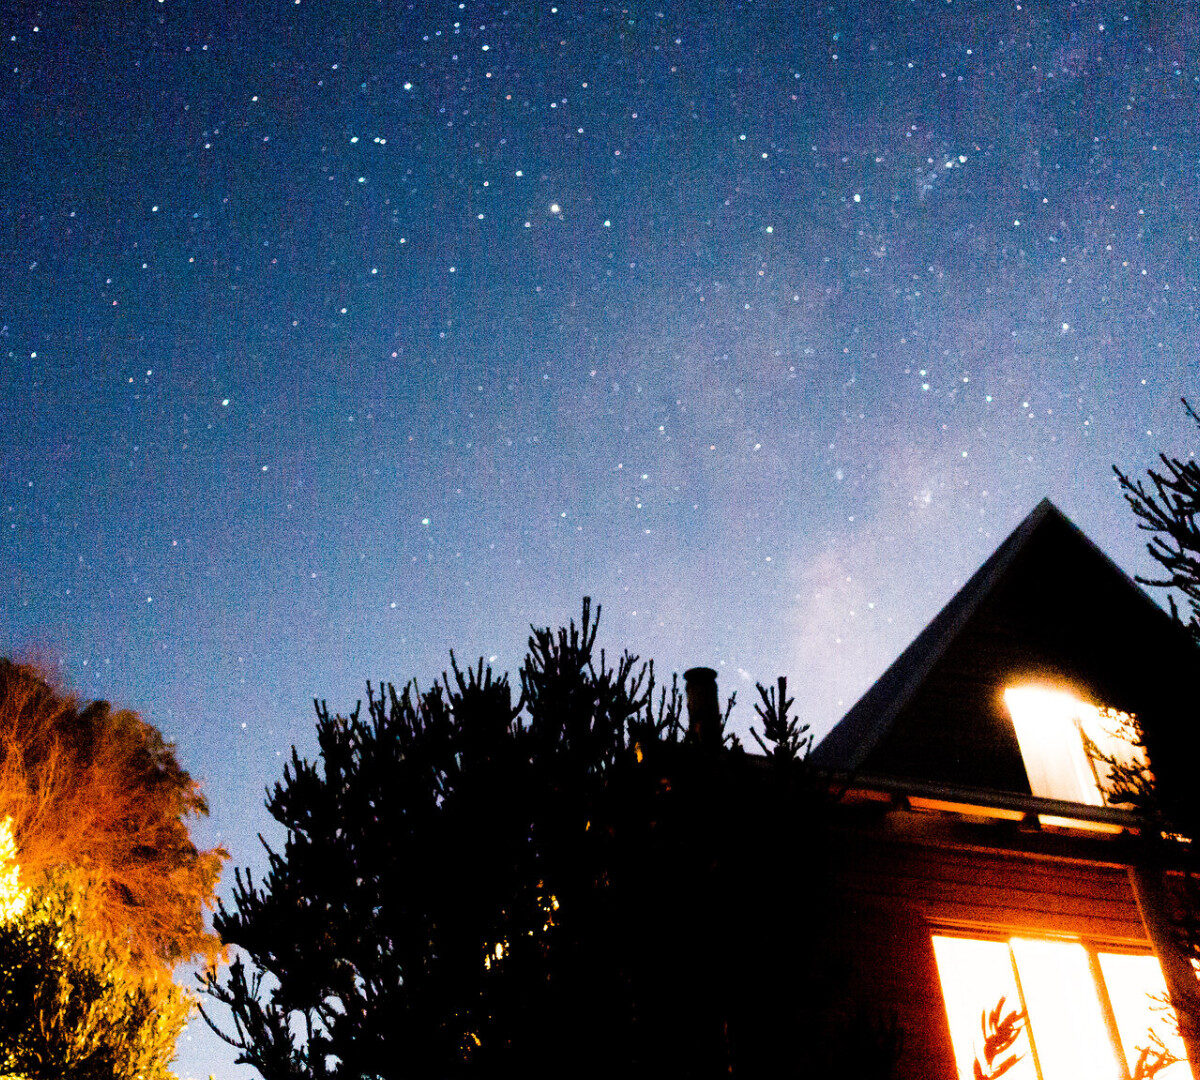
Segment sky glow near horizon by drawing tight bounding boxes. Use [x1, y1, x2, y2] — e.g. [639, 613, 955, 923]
[1, 2, 1198, 1075]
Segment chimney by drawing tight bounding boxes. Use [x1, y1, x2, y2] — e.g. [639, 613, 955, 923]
[684, 667, 721, 747]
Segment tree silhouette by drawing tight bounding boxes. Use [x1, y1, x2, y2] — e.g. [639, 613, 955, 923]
[203, 601, 883, 1079]
[1111, 403, 1200, 1066]
[1115, 398, 1200, 642]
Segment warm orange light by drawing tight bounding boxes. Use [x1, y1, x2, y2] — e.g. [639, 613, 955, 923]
[1009, 937, 1121, 1080]
[0, 818, 28, 923]
[1004, 686, 1106, 806]
[1098, 952, 1192, 1079]
[483, 938, 509, 971]
[932, 934, 1193, 1080]
[931, 935, 1036, 1080]
[1004, 684, 1147, 814]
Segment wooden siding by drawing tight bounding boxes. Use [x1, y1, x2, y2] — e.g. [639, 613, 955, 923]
[823, 818, 1148, 1079]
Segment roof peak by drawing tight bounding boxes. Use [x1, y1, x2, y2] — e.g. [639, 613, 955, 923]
[810, 498, 1177, 778]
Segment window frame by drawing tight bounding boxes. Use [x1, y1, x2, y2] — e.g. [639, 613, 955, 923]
[931, 927, 1188, 1080]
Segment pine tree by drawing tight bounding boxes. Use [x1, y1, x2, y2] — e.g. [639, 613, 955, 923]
[1114, 398, 1200, 641]
[202, 601, 879, 1079]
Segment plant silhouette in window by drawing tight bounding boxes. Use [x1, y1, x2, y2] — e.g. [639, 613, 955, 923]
[974, 997, 1026, 1080]
[1079, 705, 1153, 810]
[1130, 1011, 1180, 1079]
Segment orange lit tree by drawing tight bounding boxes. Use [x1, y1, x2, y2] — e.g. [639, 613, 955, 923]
[0, 659, 226, 1079]
[203, 601, 892, 1079]
[0, 659, 225, 969]
[0, 817, 192, 1080]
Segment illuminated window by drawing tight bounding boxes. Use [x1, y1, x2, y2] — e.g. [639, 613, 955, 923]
[1004, 685, 1145, 808]
[932, 933, 1191, 1080]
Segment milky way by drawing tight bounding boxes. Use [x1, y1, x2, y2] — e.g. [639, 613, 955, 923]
[1, 3, 1197, 1074]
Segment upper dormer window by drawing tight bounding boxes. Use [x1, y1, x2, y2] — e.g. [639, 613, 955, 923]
[1003, 685, 1145, 807]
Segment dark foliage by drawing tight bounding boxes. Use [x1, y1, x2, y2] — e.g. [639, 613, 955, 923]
[1112, 405, 1200, 1062]
[1112, 399, 1200, 831]
[1115, 398, 1200, 641]
[203, 601, 890, 1079]
[750, 677, 812, 764]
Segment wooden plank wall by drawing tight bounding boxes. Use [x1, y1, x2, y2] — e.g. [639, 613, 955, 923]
[823, 818, 1148, 1079]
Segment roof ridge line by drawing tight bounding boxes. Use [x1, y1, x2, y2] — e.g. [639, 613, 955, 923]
[812, 498, 1075, 770]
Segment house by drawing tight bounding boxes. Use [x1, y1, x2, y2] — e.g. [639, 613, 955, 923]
[807, 498, 1200, 1080]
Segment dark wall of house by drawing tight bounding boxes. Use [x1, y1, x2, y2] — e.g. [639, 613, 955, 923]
[826, 809, 1148, 1080]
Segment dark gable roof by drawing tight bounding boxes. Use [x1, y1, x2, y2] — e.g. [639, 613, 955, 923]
[811, 499, 1200, 800]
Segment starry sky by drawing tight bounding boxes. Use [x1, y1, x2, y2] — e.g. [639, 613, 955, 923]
[2, 1, 1198, 1075]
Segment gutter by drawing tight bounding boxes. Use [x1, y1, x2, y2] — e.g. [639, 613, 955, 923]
[831, 771, 1142, 831]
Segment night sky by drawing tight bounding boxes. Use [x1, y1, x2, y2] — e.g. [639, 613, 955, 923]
[2, 1, 1198, 1075]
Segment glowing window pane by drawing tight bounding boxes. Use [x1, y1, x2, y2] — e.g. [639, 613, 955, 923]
[1098, 952, 1193, 1080]
[1009, 938, 1122, 1080]
[1005, 686, 1105, 806]
[932, 935, 1036, 1080]
[933, 934, 1193, 1080]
